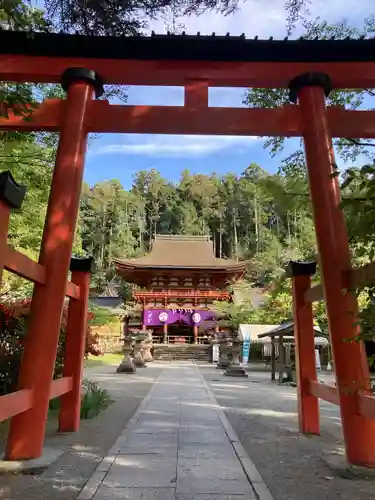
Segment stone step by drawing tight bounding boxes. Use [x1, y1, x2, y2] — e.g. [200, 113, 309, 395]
[152, 344, 211, 361]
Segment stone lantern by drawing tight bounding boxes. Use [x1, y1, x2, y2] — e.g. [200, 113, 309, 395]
[133, 331, 148, 368]
[224, 337, 248, 377]
[216, 331, 232, 369]
[140, 329, 153, 362]
[117, 334, 136, 373]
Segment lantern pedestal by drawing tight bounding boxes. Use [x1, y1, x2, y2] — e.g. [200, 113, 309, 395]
[225, 340, 248, 377]
[117, 337, 136, 373]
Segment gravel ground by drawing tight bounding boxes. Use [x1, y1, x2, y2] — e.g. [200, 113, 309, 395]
[200, 365, 375, 500]
[0, 362, 163, 500]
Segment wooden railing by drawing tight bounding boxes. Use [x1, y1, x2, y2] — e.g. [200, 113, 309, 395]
[151, 335, 211, 345]
[304, 260, 375, 304]
[133, 289, 230, 300]
[0, 246, 85, 425]
[0, 172, 92, 461]
[298, 260, 375, 423]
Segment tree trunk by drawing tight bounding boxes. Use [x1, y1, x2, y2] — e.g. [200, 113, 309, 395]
[254, 199, 259, 254]
[219, 224, 223, 259]
[138, 214, 144, 253]
[233, 213, 238, 262]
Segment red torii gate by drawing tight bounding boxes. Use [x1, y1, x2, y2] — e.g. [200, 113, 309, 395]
[1, 30, 375, 467]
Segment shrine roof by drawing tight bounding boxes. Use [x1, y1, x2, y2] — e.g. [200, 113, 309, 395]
[1, 30, 375, 63]
[114, 235, 247, 272]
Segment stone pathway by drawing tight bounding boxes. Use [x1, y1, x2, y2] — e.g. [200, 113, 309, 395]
[78, 363, 273, 500]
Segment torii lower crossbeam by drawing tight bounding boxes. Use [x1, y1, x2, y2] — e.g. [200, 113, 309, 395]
[1, 100, 375, 138]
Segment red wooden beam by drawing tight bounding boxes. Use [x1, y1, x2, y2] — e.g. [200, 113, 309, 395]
[88, 102, 301, 136]
[2, 100, 375, 138]
[4, 244, 79, 299]
[50, 376, 73, 399]
[66, 282, 80, 300]
[358, 393, 375, 419]
[133, 289, 230, 298]
[4, 245, 45, 284]
[2, 55, 375, 88]
[308, 380, 340, 406]
[0, 389, 33, 422]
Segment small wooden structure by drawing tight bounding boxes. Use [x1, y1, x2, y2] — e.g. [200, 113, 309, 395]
[257, 321, 329, 382]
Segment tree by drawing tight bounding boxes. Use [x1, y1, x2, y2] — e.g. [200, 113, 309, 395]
[1, 0, 312, 36]
[244, 17, 375, 167]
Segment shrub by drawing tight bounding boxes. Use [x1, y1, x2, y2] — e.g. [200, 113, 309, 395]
[49, 379, 112, 419]
[0, 300, 102, 396]
[80, 379, 112, 419]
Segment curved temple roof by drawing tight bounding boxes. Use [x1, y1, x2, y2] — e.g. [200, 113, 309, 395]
[1, 30, 375, 63]
[114, 235, 247, 272]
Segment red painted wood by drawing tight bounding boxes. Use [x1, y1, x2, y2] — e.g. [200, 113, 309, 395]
[292, 274, 320, 435]
[4, 245, 45, 284]
[358, 393, 375, 420]
[2, 55, 375, 88]
[0, 200, 10, 285]
[59, 269, 90, 433]
[6, 80, 94, 461]
[300, 84, 375, 467]
[308, 381, 340, 406]
[2, 101, 375, 139]
[49, 377, 73, 399]
[0, 390, 33, 422]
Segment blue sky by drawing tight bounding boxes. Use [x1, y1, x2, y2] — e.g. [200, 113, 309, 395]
[84, 0, 375, 189]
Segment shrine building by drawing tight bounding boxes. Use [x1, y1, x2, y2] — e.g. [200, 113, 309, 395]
[114, 235, 247, 344]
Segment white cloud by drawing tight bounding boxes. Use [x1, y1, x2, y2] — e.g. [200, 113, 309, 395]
[98, 2, 375, 162]
[147, 0, 374, 38]
[91, 134, 258, 158]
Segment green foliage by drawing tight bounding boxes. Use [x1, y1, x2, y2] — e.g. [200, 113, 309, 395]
[49, 379, 112, 418]
[241, 14, 375, 343]
[2, 2, 375, 351]
[249, 342, 264, 361]
[88, 303, 118, 327]
[0, 0, 51, 31]
[80, 379, 112, 419]
[0, 301, 102, 396]
[80, 164, 319, 293]
[39, 0, 308, 36]
[244, 16, 375, 166]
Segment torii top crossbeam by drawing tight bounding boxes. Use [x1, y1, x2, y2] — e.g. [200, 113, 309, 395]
[1, 30, 375, 88]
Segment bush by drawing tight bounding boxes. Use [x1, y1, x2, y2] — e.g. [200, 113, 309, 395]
[0, 300, 103, 396]
[249, 342, 264, 361]
[80, 379, 112, 419]
[48, 379, 112, 419]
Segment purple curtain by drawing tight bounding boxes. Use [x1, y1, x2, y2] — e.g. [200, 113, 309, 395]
[143, 308, 215, 326]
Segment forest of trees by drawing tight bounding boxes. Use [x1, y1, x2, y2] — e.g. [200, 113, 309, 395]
[80, 164, 318, 289]
[1, 2, 375, 343]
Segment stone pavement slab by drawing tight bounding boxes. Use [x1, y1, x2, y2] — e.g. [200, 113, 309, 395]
[78, 363, 272, 500]
[93, 486, 176, 500]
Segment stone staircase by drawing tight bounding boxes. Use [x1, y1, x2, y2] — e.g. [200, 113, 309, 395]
[152, 344, 211, 362]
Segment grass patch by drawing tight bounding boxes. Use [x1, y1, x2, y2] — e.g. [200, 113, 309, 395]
[49, 379, 113, 419]
[81, 380, 112, 419]
[84, 352, 123, 368]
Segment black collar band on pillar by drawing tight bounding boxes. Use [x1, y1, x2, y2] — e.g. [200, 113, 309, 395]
[70, 256, 94, 273]
[287, 260, 317, 277]
[288, 72, 333, 104]
[0, 170, 27, 209]
[61, 67, 104, 99]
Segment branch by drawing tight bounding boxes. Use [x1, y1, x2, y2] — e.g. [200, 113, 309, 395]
[345, 138, 375, 148]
